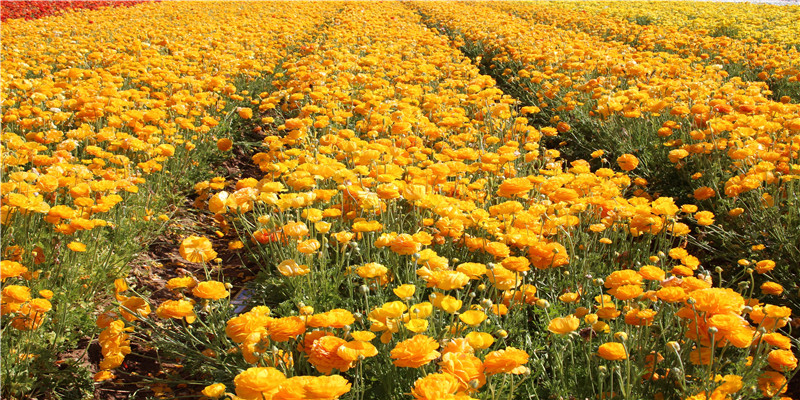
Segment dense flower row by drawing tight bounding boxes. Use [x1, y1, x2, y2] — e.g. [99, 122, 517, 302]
[0, 1, 150, 22]
[0, 1, 337, 397]
[417, 0, 800, 313]
[138, 2, 796, 400]
[548, 1, 800, 48]
[1, 1, 797, 400]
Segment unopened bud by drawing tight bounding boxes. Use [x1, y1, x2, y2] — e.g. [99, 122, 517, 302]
[535, 299, 550, 308]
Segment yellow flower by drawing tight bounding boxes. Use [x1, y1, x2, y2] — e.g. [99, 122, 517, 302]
[483, 347, 529, 375]
[166, 276, 197, 290]
[277, 259, 310, 277]
[458, 310, 487, 327]
[93, 370, 115, 382]
[216, 138, 233, 152]
[234, 367, 286, 400]
[201, 383, 226, 398]
[391, 335, 440, 368]
[179, 236, 217, 263]
[616, 154, 639, 171]
[598, 342, 627, 361]
[0, 260, 27, 281]
[465, 331, 495, 349]
[156, 300, 196, 323]
[192, 281, 229, 300]
[548, 315, 580, 335]
[393, 284, 416, 300]
[67, 241, 86, 252]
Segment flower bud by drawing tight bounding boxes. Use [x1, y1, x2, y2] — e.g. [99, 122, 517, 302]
[667, 341, 680, 352]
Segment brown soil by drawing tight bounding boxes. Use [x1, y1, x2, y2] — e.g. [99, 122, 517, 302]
[90, 125, 271, 399]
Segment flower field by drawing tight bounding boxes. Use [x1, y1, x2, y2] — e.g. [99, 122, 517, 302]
[1, 1, 798, 399]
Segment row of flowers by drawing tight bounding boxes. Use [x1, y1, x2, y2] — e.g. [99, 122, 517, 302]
[1, 1, 797, 399]
[0, 1, 339, 398]
[105, 2, 797, 400]
[416, 0, 800, 320]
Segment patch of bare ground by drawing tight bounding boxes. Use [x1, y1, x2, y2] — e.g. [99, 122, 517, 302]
[91, 126, 273, 399]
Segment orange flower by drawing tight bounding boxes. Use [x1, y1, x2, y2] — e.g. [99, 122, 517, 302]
[356, 263, 389, 280]
[307, 336, 353, 375]
[496, 177, 533, 198]
[767, 349, 797, 372]
[277, 259, 310, 277]
[654, 287, 684, 303]
[269, 316, 306, 342]
[337, 340, 378, 362]
[483, 347, 529, 375]
[225, 307, 271, 343]
[458, 310, 487, 327]
[156, 300, 196, 323]
[0, 260, 27, 281]
[439, 352, 486, 392]
[694, 211, 715, 226]
[693, 186, 716, 200]
[273, 375, 351, 400]
[688, 288, 744, 316]
[760, 282, 783, 296]
[119, 297, 151, 321]
[758, 371, 787, 397]
[391, 335, 440, 368]
[616, 154, 639, 171]
[307, 309, 355, 329]
[548, 315, 580, 335]
[67, 241, 86, 252]
[283, 221, 309, 238]
[755, 260, 776, 274]
[179, 236, 217, 263]
[217, 138, 233, 152]
[201, 383, 226, 398]
[393, 284, 416, 300]
[410, 373, 460, 400]
[2, 284, 31, 304]
[192, 281, 229, 300]
[433, 270, 470, 291]
[465, 331, 495, 349]
[166, 276, 196, 290]
[390, 234, 420, 255]
[485, 241, 510, 259]
[501, 256, 530, 272]
[528, 241, 569, 269]
[597, 342, 627, 361]
[297, 239, 321, 254]
[234, 367, 286, 400]
[612, 284, 643, 301]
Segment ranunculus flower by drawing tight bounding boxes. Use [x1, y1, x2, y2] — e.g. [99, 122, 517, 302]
[391, 335, 440, 368]
[548, 315, 580, 335]
[598, 342, 627, 361]
[192, 281, 229, 300]
[179, 236, 217, 263]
